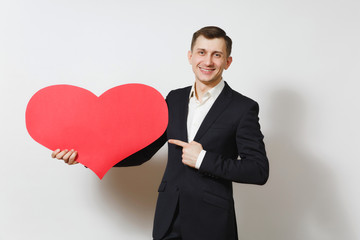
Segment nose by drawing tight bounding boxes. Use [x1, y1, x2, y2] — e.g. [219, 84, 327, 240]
[204, 54, 213, 66]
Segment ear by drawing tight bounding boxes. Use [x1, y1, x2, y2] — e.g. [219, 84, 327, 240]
[187, 50, 193, 64]
[224, 56, 233, 70]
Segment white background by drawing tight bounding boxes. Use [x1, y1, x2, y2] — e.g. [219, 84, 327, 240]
[1, 0, 359, 239]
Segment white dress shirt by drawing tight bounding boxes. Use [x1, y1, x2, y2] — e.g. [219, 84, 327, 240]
[187, 79, 225, 169]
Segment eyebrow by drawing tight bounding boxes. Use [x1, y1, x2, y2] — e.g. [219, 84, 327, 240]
[195, 48, 224, 54]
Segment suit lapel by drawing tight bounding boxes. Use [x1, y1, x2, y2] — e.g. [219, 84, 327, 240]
[178, 87, 191, 142]
[193, 82, 233, 142]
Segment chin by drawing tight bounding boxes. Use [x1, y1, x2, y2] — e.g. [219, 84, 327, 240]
[197, 75, 215, 82]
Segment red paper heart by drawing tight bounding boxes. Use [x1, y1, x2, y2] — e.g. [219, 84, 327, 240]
[26, 84, 168, 179]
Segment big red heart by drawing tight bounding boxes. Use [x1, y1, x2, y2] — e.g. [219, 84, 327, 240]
[25, 84, 168, 179]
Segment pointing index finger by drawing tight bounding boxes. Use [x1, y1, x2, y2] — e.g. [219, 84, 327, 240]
[168, 139, 188, 148]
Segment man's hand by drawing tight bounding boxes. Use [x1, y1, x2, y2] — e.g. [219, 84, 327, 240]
[51, 149, 79, 165]
[168, 139, 203, 168]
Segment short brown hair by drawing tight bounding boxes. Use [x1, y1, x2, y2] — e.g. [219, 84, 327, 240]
[191, 26, 232, 57]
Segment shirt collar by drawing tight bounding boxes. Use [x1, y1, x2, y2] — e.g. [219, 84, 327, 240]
[189, 79, 225, 101]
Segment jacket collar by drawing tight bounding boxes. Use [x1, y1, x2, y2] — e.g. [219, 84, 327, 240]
[177, 81, 233, 143]
[193, 81, 232, 142]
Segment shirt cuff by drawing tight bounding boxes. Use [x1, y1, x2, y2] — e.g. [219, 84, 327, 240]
[195, 150, 206, 169]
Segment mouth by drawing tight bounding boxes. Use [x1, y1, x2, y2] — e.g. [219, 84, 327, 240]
[199, 67, 215, 73]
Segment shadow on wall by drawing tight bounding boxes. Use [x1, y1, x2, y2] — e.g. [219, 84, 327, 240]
[88, 88, 356, 239]
[97, 151, 166, 233]
[234, 89, 356, 240]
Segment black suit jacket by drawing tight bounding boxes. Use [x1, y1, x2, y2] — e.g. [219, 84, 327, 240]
[116, 82, 269, 240]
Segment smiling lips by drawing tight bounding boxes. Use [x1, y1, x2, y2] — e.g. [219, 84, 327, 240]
[199, 66, 215, 74]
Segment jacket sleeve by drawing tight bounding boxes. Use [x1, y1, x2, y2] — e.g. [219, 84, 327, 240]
[113, 130, 167, 167]
[198, 102, 269, 185]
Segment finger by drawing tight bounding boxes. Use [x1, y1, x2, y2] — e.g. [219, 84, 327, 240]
[51, 149, 61, 158]
[55, 149, 68, 160]
[68, 151, 78, 165]
[63, 149, 74, 161]
[168, 139, 188, 148]
[189, 141, 200, 145]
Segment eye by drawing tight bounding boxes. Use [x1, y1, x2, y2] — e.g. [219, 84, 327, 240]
[199, 51, 205, 55]
[214, 53, 222, 58]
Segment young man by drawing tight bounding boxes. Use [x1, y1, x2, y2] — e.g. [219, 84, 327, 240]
[52, 26, 269, 240]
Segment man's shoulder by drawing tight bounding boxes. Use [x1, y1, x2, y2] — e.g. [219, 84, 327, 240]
[166, 85, 192, 99]
[225, 82, 258, 107]
[232, 89, 257, 105]
[165, 82, 259, 107]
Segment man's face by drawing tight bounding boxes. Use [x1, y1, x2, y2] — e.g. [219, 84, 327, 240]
[188, 36, 232, 86]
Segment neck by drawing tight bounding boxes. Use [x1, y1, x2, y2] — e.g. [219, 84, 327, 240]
[195, 78, 222, 102]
